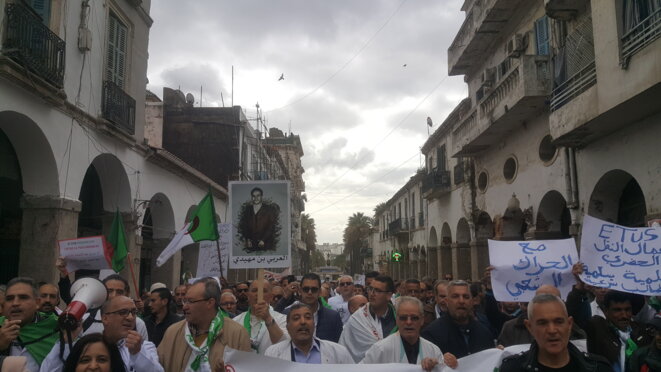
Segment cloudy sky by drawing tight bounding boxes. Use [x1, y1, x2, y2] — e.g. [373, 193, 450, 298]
[147, 1, 467, 244]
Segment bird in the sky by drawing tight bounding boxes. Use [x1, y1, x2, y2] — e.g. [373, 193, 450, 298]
[427, 117, 433, 127]
[403, 64, 407, 67]
[278, 73, 284, 81]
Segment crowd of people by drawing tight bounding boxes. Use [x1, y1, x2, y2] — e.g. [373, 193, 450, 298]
[1, 261, 660, 372]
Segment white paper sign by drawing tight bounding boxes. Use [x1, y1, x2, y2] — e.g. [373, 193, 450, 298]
[355, 274, 366, 286]
[58, 236, 110, 272]
[488, 238, 578, 301]
[579, 215, 661, 295]
[196, 223, 231, 278]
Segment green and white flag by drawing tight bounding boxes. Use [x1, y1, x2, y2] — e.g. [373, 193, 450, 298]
[156, 192, 219, 266]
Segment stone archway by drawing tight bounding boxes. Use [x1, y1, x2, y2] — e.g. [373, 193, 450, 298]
[474, 211, 493, 277]
[428, 227, 439, 279]
[501, 194, 526, 240]
[419, 246, 427, 279]
[440, 223, 453, 279]
[589, 170, 647, 227]
[536, 190, 571, 238]
[455, 218, 471, 280]
[140, 193, 177, 290]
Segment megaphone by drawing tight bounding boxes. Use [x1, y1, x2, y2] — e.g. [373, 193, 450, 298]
[59, 278, 107, 330]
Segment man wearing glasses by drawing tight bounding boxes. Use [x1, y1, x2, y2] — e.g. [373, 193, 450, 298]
[328, 275, 354, 324]
[340, 275, 398, 362]
[282, 273, 343, 342]
[157, 279, 250, 371]
[41, 295, 164, 372]
[234, 282, 250, 313]
[361, 296, 458, 370]
[404, 279, 425, 302]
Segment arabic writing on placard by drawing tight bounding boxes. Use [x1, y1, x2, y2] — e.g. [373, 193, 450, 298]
[580, 215, 661, 295]
[196, 224, 231, 278]
[488, 239, 578, 301]
[231, 255, 289, 265]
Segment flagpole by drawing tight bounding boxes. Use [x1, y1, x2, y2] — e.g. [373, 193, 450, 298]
[127, 252, 140, 299]
[215, 239, 225, 281]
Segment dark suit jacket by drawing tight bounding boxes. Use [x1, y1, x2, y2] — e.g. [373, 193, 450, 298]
[421, 314, 495, 358]
[283, 299, 343, 343]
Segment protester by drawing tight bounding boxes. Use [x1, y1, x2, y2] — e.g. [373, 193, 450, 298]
[233, 279, 287, 354]
[328, 275, 354, 324]
[282, 273, 343, 342]
[273, 279, 300, 312]
[320, 286, 331, 302]
[37, 283, 61, 315]
[627, 314, 661, 372]
[0, 278, 59, 372]
[157, 279, 250, 371]
[173, 284, 188, 315]
[421, 280, 494, 358]
[60, 334, 125, 372]
[348, 295, 368, 315]
[354, 284, 366, 297]
[265, 303, 353, 364]
[144, 288, 182, 347]
[234, 282, 250, 313]
[499, 294, 613, 372]
[219, 292, 238, 317]
[432, 280, 448, 319]
[339, 275, 397, 362]
[361, 296, 458, 371]
[421, 277, 435, 305]
[403, 279, 425, 302]
[42, 295, 163, 372]
[567, 262, 611, 331]
[270, 286, 284, 307]
[497, 285, 587, 347]
[365, 272, 379, 289]
[0, 285, 6, 313]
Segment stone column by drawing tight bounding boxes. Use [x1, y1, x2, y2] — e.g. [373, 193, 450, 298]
[19, 195, 82, 284]
[451, 243, 459, 280]
[436, 246, 442, 279]
[470, 241, 479, 281]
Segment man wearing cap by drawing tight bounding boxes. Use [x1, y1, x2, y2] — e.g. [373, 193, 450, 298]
[627, 314, 661, 372]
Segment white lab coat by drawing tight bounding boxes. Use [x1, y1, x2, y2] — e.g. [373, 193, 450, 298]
[361, 332, 444, 365]
[339, 303, 389, 362]
[264, 337, 354, 364]
[233, 307, 288, 354]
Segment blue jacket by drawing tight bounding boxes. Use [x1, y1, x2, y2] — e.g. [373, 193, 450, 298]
[283, 299, 343, 343]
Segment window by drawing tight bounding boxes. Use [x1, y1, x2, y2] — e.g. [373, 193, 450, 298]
[478, 171, 488, 192]
[437, 145, 447, 171]
[535, 16, 550, 55]
[539, 135, 558, 164]
[106, 12, 128, 89]
[30, 0, 51, 25]
[503, 156, 518, 183]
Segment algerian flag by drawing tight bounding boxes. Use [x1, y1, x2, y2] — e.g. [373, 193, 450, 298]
[107, 210, 128, 272]
[156, 192, 219, 267]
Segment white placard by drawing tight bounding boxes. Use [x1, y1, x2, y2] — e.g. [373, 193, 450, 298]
[354, 274, 365, 286]
[488, 238, 578, 301]
[579, 215, 661, 295]
[196, 223, 231, 278]
[58, 236, 111, 272]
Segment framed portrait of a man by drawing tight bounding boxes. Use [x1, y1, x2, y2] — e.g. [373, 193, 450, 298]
[229, 181, 291, 268]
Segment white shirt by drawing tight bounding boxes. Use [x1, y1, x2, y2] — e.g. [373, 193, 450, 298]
[40, 338, 163, 372]
[9, 343, 39, 372]
[80, 309, 149, 341]
[264, 337, 354, 364]
[328, 295, 350, 324]
[233, 307, 288, 354]
[361, 332, 444, 365]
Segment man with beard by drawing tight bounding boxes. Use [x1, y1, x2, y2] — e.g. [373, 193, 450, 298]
[37, 283, 61, 315]
[421, 280, 494, 358]
[235, 282, 250, 313]
[265, 303, 353, 364]
[0, 278, 58, 372]
[361, 296, 458, 370]
[628, 314, 661, 372]
[41, 295, 163, 372]
[173, 284, 188, 315]
[339, 275, 397, 362]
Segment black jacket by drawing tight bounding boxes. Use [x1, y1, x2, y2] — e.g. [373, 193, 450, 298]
[282, 299, 343, 343]
[144, 312, 182, 347]
[420, 314, 495, 358]
[500, 341, 614, 372]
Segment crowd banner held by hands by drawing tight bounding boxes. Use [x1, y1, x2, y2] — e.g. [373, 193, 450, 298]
[58, 236, 111, 272]
[196, 223, 231, 278]
[488, 238, 579, 301]
[580, 215, 661, 295]
[223, 342, 587, 371]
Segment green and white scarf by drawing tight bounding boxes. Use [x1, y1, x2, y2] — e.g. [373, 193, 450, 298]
[184, 309, 224, 371]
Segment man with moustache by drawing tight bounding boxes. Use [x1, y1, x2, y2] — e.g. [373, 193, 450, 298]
[361, 297, 458, 370]
[0, 278, 58, 372]
[41, 295, 163, 372]
[37, 283, 61, 315]
[432, 280, 449, 319]
[421, 280, 494, 358]
[144, 288, 181, 347]
[234, 282, 250, 313]
[265, 303, 353, 364]
[173, 284, 188, 315]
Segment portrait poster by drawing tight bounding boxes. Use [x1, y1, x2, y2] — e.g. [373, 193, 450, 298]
[229, 181, 291, 269]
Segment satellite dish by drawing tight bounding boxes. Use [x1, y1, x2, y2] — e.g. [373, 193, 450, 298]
[185, 93, 195, 105]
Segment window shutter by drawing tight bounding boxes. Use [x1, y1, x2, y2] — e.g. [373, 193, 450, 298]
[437, 145, 447, 171]
[535, 16, 550, 56]
[31, 0, 51, 25]
[106, 13, 128, 89]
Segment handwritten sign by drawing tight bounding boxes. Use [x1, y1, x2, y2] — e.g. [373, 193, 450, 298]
[488, 239, 578, 301]
[196, 223, 231, 278]
[58, 236, 111, 272]
[580, 215, 661, 295]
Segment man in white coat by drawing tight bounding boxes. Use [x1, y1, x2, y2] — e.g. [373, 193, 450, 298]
[265, 303, 353, 364]
[361, 296, 458, 371]
[233, 279, 288, 354]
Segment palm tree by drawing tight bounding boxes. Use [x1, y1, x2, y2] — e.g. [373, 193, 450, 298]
[343, 212, 373, 275]
[301, 213, 317, 272]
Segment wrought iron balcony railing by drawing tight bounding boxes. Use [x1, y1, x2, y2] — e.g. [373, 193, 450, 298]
[454, 161, 466, 185]
[3, 2, 66, 87]
[621, 7, 661, 68]
[550, 61, 596, 112]
[102, 80, 136, 135]
[421, 169, 452, 194]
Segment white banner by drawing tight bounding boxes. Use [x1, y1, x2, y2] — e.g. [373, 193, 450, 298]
[58, 236, 110, 272]
[488, 238, 578, 301]
[196, 223, 231, 278]
[580, 215, 661, 295]
[223, 342, 587, 371]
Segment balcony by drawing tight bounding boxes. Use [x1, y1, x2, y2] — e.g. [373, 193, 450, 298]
[102, 80, 136, 135]
[448, 0, 524, 75]
[2, 2, 65, 87]
[388, 218, 409, 236]
[454, 161, 466, 185]
[421, 169, 452, 199]
[453, 55, 552, 157]
[621, 7, 661, 68]
[409, 216, 416, 230]
[418, 212, 425, 227]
